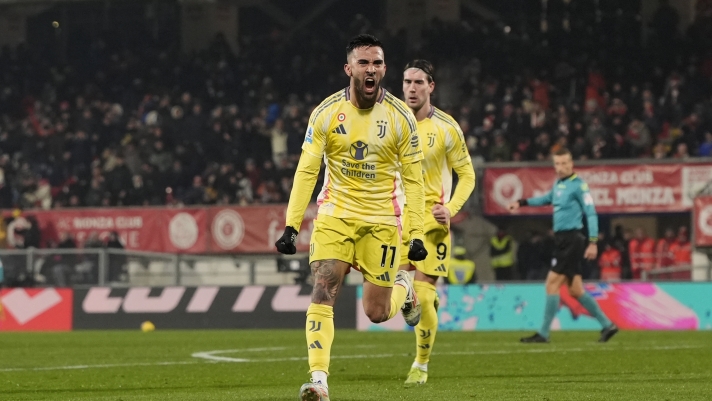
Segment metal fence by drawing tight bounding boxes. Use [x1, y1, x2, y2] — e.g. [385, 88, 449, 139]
[641, 265, 712, 282]
[1, 248, 709, 287]
[0, 248, 304, 287]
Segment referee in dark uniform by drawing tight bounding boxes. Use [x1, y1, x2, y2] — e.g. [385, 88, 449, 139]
[508, 148, 618, 343]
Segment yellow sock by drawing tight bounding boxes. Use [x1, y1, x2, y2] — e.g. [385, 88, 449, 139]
[414, 281, 438, 364]
[388, 283, 407, 320]
[306, 303, 334, 375]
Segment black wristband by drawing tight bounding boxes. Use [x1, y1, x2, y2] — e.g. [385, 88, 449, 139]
[518, 199, 528, 207]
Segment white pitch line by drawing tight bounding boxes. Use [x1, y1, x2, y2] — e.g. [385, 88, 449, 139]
[0, 345, 700, 373]
[190, 344, 700, 363]
[0, 361, 198, 373]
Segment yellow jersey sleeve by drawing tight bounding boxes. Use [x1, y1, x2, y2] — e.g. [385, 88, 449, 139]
[285, 151, 322, 230]
[302, 95, 335, 159]
[442, 113, 471, 169]
[395, 105, 423, 165]
[439, 110, 475, 216]
[384, 94, 424, 237]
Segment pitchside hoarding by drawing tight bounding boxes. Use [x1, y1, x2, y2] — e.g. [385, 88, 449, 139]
[72, 286, 356, 329]
[357, 283, 712, 331]
[484, 162, 712, 215]
[0, 288, 73, 331]
[2, 283, 710, 331]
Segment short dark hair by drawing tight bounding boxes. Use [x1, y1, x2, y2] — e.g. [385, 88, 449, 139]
[553, 147, 572, 156]
[346, 34, 383, 58]
[404, 59, 435, 83]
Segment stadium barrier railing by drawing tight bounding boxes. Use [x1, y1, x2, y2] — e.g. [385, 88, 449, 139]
[0, 248, 299, 287]
[641, 264, 712, 282]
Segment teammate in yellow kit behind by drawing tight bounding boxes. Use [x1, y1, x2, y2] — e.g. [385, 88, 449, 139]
[275, 35, 428, 401]
[399, 59, 476, 385]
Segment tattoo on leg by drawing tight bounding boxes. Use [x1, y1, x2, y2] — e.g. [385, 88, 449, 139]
[311, 260, 342, 303]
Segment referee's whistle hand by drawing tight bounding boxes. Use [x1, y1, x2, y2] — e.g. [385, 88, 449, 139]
[507, 202, 520, 212]
[584, 243, 598, 260]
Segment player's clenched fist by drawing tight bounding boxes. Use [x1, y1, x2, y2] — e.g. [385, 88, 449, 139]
[275, 226, 298, 254]
[408, 238, 428, 261]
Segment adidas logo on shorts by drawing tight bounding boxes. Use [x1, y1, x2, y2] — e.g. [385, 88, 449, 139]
[375, 272, 390, 281]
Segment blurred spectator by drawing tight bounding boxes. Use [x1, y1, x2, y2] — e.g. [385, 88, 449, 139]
[84, 232, 103, 249]
[700, 132, 712, 157]
[490, 227, 514, 281]
[489, 132, 511, 162]
[516, 231, 546, 280]
[106, 231, 126, 282]
[270, 119, 288, 164]
[626, 119, 652, 157]
[51, 232, 77, 286]
[669, 227, 692, 279]
[446, 246, 476, 284]
[599, 242, 622, 282]
[82, 231, 104, 284]
[628, 228, 655, 280]
[611, 226, 633, 279]
[655, 228, 676, 269]
[183, 176, 207, 205]
[13, 215, 41, 249]
[673, 142, 691, 159]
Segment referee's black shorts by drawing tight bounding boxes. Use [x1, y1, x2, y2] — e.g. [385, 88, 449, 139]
[552, 230, 586, 280]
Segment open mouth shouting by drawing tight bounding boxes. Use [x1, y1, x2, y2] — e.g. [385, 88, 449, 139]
[364, 76, 377, 96]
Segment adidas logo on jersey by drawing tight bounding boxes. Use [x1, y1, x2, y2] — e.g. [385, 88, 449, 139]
[435, 264, 446, 272]
[375, 272, 391, 281]
[332, 124, 347, 135]
[308, 341, 323, 349]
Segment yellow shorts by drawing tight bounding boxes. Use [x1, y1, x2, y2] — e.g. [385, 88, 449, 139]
[400, 210, 451, 277]
[310, 214, 401, 287]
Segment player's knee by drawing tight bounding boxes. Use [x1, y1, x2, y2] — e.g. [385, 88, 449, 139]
[364, 304, 388, 323]
[569, 287, 584, 298]
[545, 283, 560, 295]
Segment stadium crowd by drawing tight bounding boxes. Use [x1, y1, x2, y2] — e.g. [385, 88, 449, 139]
[0, 3, 711, 210]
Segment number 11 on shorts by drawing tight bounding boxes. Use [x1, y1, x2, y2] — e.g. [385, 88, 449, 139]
[380, 244, 397, 268]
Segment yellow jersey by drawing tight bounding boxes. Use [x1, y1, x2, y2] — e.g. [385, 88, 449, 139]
[301, 87, 423, 226]
[418, 106, 472, 208]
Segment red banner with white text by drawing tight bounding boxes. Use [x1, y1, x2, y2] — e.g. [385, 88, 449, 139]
[693, 196, 712, 248]
[5, 205, 317, 254]
[484, 163, 712, 215]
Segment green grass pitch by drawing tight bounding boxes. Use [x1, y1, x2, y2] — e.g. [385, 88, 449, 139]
[0, 330, 710, 400]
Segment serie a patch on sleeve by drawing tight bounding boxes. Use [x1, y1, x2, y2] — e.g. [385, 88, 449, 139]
[583, 192, 594, 205]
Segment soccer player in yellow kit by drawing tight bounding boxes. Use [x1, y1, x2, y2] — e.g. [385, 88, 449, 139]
[275, 34, 428, 401]
[399, 60, 476, 385]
